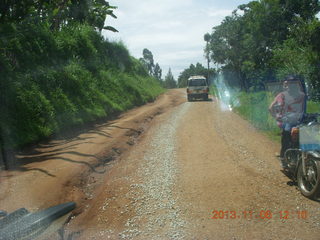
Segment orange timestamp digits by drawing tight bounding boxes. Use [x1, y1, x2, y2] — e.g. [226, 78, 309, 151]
[211, 210, 308, 220]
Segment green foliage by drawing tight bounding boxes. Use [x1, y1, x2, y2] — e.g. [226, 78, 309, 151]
[232, 91, 320, 142]
[0, 22, 163, 148]
[178, 63, 215, 87]
[140, 48, 154, 75]
[0, 0, 118, 32]
[232, 91, 278, 131]
[270, 18, 320, 100]
[139, 49, 163, 85]
[271, 39, 314, 80]
[206, 0, 320, 96]
[307, 101, 320, 113]
[163, 68, 177, 89]
[153, 63, 162, 82]
[232, 91, 281, 141]
[279, 0, 320, 21]
[11, 83, 57, 145]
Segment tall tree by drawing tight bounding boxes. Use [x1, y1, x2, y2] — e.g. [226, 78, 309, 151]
[204, 33, 211, 80]
[140, 48, 154, 75]
[205, 0, 320, 91]
[164, 68, 177, 89]
[153, 63, 162, 81]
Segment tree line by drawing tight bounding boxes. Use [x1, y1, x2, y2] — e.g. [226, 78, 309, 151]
[139, 48, 177, 88]
[177, 63, 216, 87]
[204, 0, 320, 99]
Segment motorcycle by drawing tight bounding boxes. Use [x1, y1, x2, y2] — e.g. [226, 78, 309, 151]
[283, 113, 320, 199]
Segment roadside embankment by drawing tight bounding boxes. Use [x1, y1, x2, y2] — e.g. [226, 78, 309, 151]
[0, 23, 163, 169]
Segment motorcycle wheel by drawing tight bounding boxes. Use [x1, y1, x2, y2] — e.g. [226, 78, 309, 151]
[297, 157, 320, 199]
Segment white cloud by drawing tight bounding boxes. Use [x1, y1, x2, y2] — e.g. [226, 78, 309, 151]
[206, 9, 233, 17]
[105, 0, 250, 79]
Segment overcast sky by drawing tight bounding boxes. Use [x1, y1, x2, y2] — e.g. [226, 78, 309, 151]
[104, 1, 251, 79]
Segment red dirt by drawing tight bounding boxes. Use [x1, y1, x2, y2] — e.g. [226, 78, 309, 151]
[1, 89, 319, 240]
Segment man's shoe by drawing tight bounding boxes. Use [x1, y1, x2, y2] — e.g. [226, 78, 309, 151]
[279, 157, 288, 169]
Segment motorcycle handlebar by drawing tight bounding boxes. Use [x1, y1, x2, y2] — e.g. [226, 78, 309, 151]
[302, 113, 320, 124]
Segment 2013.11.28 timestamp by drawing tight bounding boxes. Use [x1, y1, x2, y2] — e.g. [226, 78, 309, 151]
[211, 210, 308, 220]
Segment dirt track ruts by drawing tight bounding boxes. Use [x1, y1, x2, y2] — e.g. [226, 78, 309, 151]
[1, 89, 320, 240]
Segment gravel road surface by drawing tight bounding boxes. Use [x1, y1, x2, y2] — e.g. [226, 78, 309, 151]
[1, 89, 319, 240]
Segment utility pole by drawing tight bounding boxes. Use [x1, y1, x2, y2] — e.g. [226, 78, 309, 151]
[207, 54, 210, 85]
[204, 33, 211, 85]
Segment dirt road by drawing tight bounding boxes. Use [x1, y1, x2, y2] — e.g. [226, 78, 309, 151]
[1, 89, 319, 239]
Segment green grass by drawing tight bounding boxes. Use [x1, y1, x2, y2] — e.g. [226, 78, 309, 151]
[230, 91, 320, 142]
[0, 23, 164, 149]
[307, 101, 320, 113]
[230, 91, 281, 141]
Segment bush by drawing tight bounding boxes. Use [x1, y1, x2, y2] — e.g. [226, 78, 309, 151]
[0, 22, 164, 149]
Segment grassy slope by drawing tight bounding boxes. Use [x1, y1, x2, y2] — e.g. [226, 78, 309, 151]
[0, 23, 164, 148]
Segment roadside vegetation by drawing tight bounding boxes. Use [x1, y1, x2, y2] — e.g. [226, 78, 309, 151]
[231, 92, 320, 141]
[139, 48, 177, 89]
[178, 63, 215, 87]
[205, 0, 320, 140]
[231, 92, 282, 141]
[163, 68, 177, 89]
[0, 1, 163, 154]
